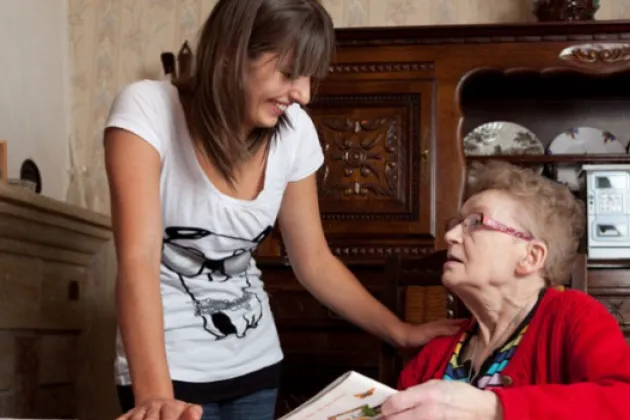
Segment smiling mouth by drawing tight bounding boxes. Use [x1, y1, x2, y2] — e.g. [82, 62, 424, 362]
[273, 101, 288, 112]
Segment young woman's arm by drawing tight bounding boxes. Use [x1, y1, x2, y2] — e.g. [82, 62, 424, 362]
[105, 128, 201, 420]
[277, 174, 461, 348]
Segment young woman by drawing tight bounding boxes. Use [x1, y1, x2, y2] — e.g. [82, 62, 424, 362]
[104, 1, 461, 419]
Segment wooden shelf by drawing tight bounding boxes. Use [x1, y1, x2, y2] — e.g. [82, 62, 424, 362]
[588, 259, 630, 269]
[466, 154, 630, 165]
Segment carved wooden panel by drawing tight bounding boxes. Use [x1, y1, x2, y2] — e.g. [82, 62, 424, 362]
[329, 243, 433, 261]
[593, 295, 630, 328]
[588, 270, 630, 335]
[329, 62, 434, 74]
[307, 80, 434, 237]
[559, 43, 630, 64]
[275, 234, 435, 264]
[315, 113, 404, 203]
[334, 21, 630, 47]
[558, 43, 630, 73]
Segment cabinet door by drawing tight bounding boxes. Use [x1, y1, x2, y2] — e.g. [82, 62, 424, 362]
[307, 80, 435, 260]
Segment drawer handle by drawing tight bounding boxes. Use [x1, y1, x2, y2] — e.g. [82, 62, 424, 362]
[68, 280, 80, 301]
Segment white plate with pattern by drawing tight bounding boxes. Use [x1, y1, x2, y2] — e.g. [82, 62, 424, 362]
[464, 121, 544, 157]
[463, 121, 544, 173]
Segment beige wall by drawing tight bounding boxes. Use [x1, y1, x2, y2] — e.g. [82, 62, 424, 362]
[67, 0, 630, 214]
[0, 0, 71, 201]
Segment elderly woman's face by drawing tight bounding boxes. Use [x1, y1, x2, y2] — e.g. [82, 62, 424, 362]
[443, 190, 535, 290]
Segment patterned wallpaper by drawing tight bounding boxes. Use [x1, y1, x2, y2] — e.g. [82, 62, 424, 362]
[67, 0, 630, 213]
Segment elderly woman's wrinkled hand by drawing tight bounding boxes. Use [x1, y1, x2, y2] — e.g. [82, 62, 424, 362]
[380, 379, 502, 420]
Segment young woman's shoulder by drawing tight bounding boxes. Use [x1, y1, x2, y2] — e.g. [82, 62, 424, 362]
[280, 104, 324, 183]
[105, 79, 178, 157]
[283, 103, 314, 133]
[109, 79, 176, 119]
[113, 78, 173, 103]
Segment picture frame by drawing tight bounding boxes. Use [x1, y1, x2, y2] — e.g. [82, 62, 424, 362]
[0, 140, 6, 183]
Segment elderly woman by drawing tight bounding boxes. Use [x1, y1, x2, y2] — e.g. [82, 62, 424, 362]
[381, 160, 630, 420]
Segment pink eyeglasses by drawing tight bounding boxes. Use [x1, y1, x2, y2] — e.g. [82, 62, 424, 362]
[446, 212, 534, 241]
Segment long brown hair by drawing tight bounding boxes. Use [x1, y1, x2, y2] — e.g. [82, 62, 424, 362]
[175, 0, 335, 184]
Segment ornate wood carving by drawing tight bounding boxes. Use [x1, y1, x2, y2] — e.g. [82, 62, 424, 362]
[317, 117, 400, 198]
[277, 240, 434, 264]
[334, 21, 630, 47]
[279, 243, 434, 259]
[329, 62, 433, 73]
[599, 297, 630, 326]
[331, 245, 433, 258]
[559, 43, 630, 64]
[309, 94, 420, 221]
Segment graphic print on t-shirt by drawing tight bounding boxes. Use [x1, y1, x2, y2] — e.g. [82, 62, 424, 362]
[161, 226, 272, 340]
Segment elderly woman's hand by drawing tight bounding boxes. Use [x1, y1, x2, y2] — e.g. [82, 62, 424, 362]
[380, 380, 502, 420]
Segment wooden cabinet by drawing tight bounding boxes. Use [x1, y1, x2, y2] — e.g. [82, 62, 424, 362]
[588, 266, 630, 345]
[311, 79, 434, 240]
[261, 20, 630, 416]
[0, 184, 112, 418]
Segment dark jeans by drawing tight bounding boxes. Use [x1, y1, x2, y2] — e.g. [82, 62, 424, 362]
[200, 388, 277, 420]
[117, 387, 278, 420]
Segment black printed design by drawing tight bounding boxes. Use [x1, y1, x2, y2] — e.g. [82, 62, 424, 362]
[161, 226, 272, 340]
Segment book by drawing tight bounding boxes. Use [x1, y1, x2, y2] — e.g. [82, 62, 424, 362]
[278, 371, 397, 420]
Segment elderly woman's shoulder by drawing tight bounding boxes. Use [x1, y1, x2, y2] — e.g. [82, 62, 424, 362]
[544, 287, 612, 320]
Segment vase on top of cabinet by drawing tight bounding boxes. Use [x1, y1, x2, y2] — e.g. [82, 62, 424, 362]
[533, 0, 600, 21]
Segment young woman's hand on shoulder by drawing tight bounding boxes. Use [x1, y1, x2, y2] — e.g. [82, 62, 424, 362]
[278, 174, 462, 347]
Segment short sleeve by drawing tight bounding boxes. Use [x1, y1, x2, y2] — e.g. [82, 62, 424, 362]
[287, 107, 324, 182]
[104, 80, 164, 157]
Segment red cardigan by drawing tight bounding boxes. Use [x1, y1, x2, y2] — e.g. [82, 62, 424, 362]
[398, 288, 630, 420]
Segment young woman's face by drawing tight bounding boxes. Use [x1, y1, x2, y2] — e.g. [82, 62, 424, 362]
[243, 52, 311, 130]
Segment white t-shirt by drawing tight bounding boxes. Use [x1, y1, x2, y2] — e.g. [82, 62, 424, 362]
[105, 79, 324, 385]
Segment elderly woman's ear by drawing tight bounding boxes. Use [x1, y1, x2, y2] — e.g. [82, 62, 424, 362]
[515, 241, 547, 277]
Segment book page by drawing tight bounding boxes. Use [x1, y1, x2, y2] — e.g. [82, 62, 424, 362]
[279, 371, 397, 420]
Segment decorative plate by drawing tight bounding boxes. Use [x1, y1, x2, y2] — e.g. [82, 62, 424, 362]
[547, 127, 627, 190]
[464, 121, 544, 157]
